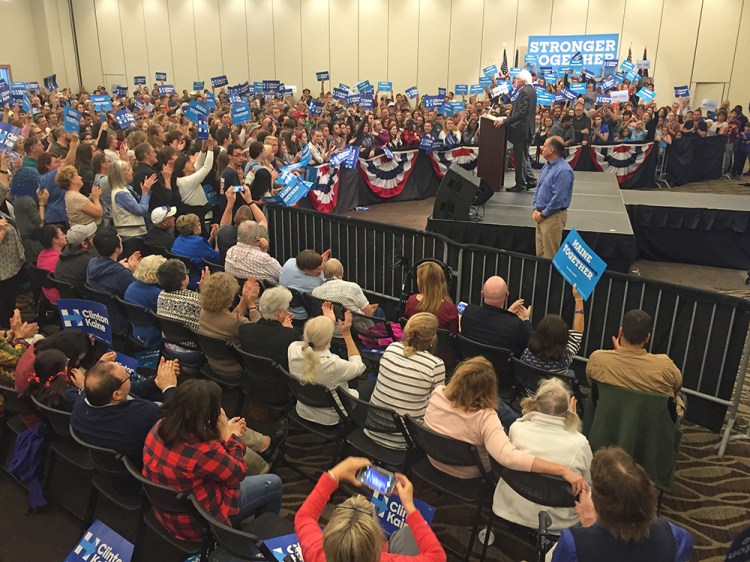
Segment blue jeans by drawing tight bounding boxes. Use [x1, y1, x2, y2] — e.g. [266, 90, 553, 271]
[229, 474, 283, 526]
[497, 399, 519, 434]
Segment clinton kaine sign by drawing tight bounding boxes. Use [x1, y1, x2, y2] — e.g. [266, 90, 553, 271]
[528, 34, 619, 75]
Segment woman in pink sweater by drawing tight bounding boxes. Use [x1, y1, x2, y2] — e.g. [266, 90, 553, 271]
[423, 356, 588, 494]
[295, 456, 446, 562]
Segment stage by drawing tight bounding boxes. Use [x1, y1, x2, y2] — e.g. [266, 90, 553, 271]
[622, 190, 750, 270]
[427, 171, 638, 273]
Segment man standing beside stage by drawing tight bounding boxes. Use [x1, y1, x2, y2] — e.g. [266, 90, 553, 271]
[493, 69, 537, 192]
[532, 136, 574, 259]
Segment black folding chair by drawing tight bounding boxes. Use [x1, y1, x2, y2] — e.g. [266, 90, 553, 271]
[30, 396, 95, 523]
[276, 365, 347, 479]
[455, 334, 515, 398]
[191, 328, 245, 416]
[116, 296, 163, 352]
[155, 313, 205, 368]
[47, 272, 84, 299]
[189, 495, 293, 561]
[229, 344, 289, 416]
[335, 388, 407, 472]
[403, 415, 494, 562]
[202, 258, 225, 274]
[84, 283, 131, 350]
[122, 456, 210, 561]
[70, 426, 143, 530]
[435, 329, 461, 380]
[27, 266, 57, 324]
[484, 458, 576, 562]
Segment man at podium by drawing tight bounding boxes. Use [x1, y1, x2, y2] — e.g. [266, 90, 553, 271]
[493, 69, 537, 192]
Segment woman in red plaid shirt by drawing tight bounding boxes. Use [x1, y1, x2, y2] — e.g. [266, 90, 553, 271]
[142, 379, 283, 542]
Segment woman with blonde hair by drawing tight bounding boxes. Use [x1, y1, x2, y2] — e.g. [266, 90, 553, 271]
[56, 164, 103, 227]
[295, 456, 446, 562]
[287, 303, 365, 426]
[423, 357, 588, 496]
[404, 261, 458, 333]
[493, 377, 592, 531]
[368, 312, 445, 449]
[109, 159, 156, 240]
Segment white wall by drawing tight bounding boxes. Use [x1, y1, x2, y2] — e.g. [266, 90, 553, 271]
[1, 0, 748, 107]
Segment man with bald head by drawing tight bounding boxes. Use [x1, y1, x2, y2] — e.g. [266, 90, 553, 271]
[460, 275, 532, 357]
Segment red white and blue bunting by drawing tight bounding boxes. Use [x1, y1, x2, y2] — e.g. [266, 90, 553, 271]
[589, 143, 654, 184]
[308, 164, 340, 213]
[428, 146, 479, 178]
[529, 144, 584, 168]
[357, 149, 418, 198]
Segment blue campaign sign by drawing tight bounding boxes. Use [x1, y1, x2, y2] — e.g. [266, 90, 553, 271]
[370, 491, 435, 538]
[562, 88, 578, 101]
[525, 53, 537, 63]
[21, 94, 32, 114]
[482, 64, 498, 77]
[554, 93, 565, 103]
[438, 87, 446, 97]
[155, 71, 167, 81]
[582, 69, 595, 80]
[544, 72, 557, 83]
[137, 350, 160, 371]
[570, 51, 584, 68]
[253, 81, 263, 94]
[347, 93, 362, 106]
[509, 67, 522, 78]
[469, 84, 484, 94]
[338, 82, 351, 92]
[596, 95, 611, 105]
[264, 176, 312, 206]
[569, 83, 586, 94]
[625, 68, 639, 83]
[316, 70, 330, 81]
[613, 72, 626, 84]
[205, 92, 216, 109]
[44, 74, 58, 91]
[419, 136, 437, 152]
[635, 87, 656, 103]
[238, 81, 251, 96]
[133, 75, 146, 85]
[196, 120, 209, 141]
[378, 81, 392, 92]
[157, 84, 176, 96]
[537, 92, 555, 106]
[193, 81, 204, 91]
[528, 34, 619, 75]
[603, 59, 618, 69]
[63, 106, 80, 134]
[332, 87, 348, 101]
[26, 81, 40, 92]
[438, 104, 451, 116]
[674, 85, 690, 98]
[113, 85, 128, 98]
[91, 94, 113, 112]
[478, 76, 492, 87]
[231, 102, 251, 125]
[65, 520, 133, 562]
[600, 76, 617, 91]
[356, 80, 372, 93]
[405, 86, 418, 99]
[382, 146, 394, 160]
[619, 59, 635, 73]
[551, 229, 607, 301]
[228, 93, 242, 104]
[309, 99, 323, 116]
[455, 84, 468, 95]
[184, 100, 210, 124]
[211, 75, 228, 88]
[263, 80, 280, 92]
[450, 101, 465, 113]
[264, 533, 301, 562]
[57, 299, 113, 346]
[114, 352, 138, 380]
[361, 96, 374, 110]
[0, 122, 21, 154]
[114, 109, 136, 130]
[0, 80, 10, 107]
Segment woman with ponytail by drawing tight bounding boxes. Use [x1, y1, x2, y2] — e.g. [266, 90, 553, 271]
[287, 302, 365, 426]
[22, 349, 85, 411]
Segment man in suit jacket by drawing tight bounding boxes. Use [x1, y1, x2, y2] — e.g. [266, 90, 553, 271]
[494, 69, 538, 192]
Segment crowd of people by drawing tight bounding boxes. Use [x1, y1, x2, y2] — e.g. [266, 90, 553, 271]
[0, 67, 702, 561]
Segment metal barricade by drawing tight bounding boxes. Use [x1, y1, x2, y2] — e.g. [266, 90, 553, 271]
[267, 204, 750, 456]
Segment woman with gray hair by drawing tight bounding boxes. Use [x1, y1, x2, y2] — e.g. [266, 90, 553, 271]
[239, 286, 300, 369]
[124, 254, 167, 349]
[492, 377, 592, 532]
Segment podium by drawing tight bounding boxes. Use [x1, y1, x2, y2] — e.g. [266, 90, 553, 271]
[477, 116, 507, 191]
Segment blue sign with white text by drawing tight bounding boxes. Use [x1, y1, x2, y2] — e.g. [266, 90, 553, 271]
[0, 80, 10, 107]
[370, 491, 435, 538]
[528, 34, 619, 75]
[569, 83, 586, 95]
[316, 71, 330, 82]
[65, 520, 133, 562]
[155, 72, 167, 82]
[114, 109, 136, 129]
[63, 106, 80, 134]
[57, 299, 113, 346]
[405, 87, 418, 99]
[196, 120, 209, 141]
[193, 81, 204, 91]
[455, 84, 468, 95]
[231, 102, 251, 125]
[483, 64, 498, 77]
[378, 81, 392, 92]
[184, 101, 210, 124]
[551, 229, 607, 301]
[470, 84, 484, 94]
[635, 88, 656, 103]
[674, 86, 690, 98]
[264, 533, 301, 562]
[0, 122, 21, 154]
[134, 76, 146, 85]
[211, 75, 228, 88]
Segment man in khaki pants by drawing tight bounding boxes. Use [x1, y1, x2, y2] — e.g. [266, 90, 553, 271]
[531, 136, 574, 258]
